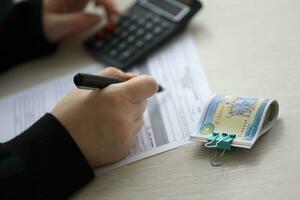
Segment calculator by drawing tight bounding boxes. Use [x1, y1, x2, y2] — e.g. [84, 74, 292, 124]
[84, 0, 202, 70]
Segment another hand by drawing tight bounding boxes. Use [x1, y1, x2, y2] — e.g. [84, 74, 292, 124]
[51, 67, 158, 168]
[43, 0, 118, 42]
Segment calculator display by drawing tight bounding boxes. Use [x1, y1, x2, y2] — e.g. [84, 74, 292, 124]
[140, 0, 190, 21]
[148, 0, 183, 16]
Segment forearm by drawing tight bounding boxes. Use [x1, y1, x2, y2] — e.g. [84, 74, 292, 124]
[0, 0, 58, 72]
[0, 114, 94, 199]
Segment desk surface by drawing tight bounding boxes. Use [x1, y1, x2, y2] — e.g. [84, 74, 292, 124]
[1, 0, 300, 199]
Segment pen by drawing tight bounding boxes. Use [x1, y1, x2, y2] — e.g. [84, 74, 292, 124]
[73, 73, 164, 93]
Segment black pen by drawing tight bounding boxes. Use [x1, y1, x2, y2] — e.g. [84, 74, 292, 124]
[73, 73, 164, 93]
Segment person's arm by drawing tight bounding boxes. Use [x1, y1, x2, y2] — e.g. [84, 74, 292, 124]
[0, 67, 158, 199]
[0, 114, 94, 199]
[0, 0, 58, 72]
[0, 0, 118, 72]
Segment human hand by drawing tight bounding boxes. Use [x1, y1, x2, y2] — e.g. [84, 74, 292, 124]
[51, 67, 158, 168]
[43, 0, 118, 42]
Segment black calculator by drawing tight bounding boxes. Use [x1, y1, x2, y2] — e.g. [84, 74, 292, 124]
[85, 0, 202, 70]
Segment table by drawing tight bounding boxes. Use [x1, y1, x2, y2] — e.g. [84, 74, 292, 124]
[1, 0, 300, 199]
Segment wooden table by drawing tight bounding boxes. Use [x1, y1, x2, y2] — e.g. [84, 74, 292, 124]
[0, 0, 299, 199]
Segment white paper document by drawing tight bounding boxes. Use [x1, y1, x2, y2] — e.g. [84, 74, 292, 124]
[0, 33, 211, 172]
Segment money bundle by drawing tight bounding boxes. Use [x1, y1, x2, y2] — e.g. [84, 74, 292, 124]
[190, 95, 279, 149]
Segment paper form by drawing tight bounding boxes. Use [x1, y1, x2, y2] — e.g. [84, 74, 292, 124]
[0, 33, 211, 172]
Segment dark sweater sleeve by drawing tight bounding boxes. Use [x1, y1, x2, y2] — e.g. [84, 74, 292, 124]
[0, 0, 58, 72]
[0, 113, 95, 199]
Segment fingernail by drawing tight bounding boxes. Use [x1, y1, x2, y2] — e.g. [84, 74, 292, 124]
[126, 72, 139, 77]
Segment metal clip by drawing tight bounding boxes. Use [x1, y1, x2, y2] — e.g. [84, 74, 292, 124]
[210, 149, 226, 167]
[204, 132, 236, 167]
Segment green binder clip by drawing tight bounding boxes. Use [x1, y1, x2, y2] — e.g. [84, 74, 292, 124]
[205, 132, 236, 150]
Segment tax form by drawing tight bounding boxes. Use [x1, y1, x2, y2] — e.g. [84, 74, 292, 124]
[0, 33, 211, 172]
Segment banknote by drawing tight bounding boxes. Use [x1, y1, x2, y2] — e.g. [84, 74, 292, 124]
[190, 95, 279, 149]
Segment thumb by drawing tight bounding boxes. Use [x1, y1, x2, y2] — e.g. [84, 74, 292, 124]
[118, 75, 159, 103]
[46, 13, 101, 41]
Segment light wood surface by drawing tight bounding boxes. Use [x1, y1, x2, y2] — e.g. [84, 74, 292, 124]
[1, 0, 300, 199]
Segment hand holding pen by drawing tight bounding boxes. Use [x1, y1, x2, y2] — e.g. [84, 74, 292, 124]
[52, 67, 159, 167]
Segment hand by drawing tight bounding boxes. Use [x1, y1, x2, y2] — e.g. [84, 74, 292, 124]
[43, 0, 119, 42]
[51, 67, 158, 168]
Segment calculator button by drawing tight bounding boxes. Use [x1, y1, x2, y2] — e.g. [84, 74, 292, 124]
[127, 35, 136, 43]
[161, 21, 171, 28]
[152, 16, 161, 24]
[120, 50, 132, 60]
[145, 22, 154, 30]
[137, 18, 146, 25]
[144, 33, 154, 41]
[128, 25, 138, 32]
[136, 29, 145, 36]
[109, 49, 118, 57]
[153, 26, 163, 34]
[135, 40, 145, 48]
[120, 31, 129, 38]
[117, 42, 127, 50]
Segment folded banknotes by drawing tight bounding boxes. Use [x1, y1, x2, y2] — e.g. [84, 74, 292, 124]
[190, 95, 279, 149]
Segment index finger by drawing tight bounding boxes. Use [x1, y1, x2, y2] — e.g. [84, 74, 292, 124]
[95, 0, 119, 15]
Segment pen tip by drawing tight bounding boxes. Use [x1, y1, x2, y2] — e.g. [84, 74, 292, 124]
[157, 85, 164, 93]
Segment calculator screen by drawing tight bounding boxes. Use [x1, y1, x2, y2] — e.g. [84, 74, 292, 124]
[141, 0, 190, 21]
[147, 0, 183, 16]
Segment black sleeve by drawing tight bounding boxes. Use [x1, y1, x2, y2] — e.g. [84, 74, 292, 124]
[0, 0, 58, 72]
[0, 113, 95, 199]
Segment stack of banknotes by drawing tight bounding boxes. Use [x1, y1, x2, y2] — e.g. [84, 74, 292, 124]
[190, 95, 279, 149]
